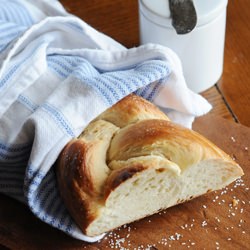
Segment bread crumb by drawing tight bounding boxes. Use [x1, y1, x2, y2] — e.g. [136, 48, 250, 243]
[231, 136, 236, 142]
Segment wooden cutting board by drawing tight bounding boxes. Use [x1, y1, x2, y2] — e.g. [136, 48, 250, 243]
[0, 115, 249, 250]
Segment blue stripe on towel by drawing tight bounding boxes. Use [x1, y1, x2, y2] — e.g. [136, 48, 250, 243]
[0, 0, 34, 26]
[17, 94, 39, 112]
[0, 141, 31, 153]
[47, 61, 68, 79]
[47, 55, 172, 108]
[47, 56, 74, 77]
[0, 141, 31, 161]
[92, 60, 171, 105]
[0, 151, 30, 162]
[0, 43, 46, 90]
[41, 103, 75, 138]
[24, 166, 75, 234]
[0, 1, 33, 52]
[0, 163, 27, 202]
[0, 21, 26, 37]
[47, 54, 100, 79]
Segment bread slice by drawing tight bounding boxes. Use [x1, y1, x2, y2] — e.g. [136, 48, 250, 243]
[56, 94, 244, 237]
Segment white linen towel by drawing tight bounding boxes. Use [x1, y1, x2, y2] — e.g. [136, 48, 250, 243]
[0, 0, 212, 242]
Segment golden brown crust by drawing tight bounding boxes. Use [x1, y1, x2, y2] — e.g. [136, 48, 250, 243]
[58, 140, 100, 196]
[95, 94, 169, 127]
[56, 94, 170, 235]
[56, 141, 96, 234]
[56, 94, 243, 237]
[108, 119, 232, 169]
[104, 165, 146, 199]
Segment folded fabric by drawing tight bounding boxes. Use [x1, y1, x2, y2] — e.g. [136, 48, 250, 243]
[0, 0, 212, 242]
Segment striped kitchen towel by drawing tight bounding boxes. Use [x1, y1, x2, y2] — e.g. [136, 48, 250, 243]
[0, 0, 211, 242]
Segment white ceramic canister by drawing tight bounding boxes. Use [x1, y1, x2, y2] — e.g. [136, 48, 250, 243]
[139, 0, 228, 93]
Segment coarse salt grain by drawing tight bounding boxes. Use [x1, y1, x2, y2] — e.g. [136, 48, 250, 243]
[175, 233, 182, 240]
[169, 235, 175, 241]
[103, 174, 247, 250]
[201, 221, 207, 227]
[215, 217, 220, 223]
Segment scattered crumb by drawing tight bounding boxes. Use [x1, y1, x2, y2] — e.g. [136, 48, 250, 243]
[232, 199, 239, 207]
[231, 136, 236, 142]
[100, 175, 249, 249]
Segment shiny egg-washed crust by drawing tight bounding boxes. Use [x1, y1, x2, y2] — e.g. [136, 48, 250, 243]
[56, 94, 243, 237]
[93, 93, 169, 127]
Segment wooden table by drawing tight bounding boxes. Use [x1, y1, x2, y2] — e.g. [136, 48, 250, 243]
[0, 1, 249, 249]
[61, 0, 250, 127]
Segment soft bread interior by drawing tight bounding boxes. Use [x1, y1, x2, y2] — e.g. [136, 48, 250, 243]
[56, 95, 244, 237]
[84, 120, 243, 236]
[77, 119, 119, 194]
[86, 156, 242, 236]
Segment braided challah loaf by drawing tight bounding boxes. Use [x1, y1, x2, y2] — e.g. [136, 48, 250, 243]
[56, 94, 243, 237]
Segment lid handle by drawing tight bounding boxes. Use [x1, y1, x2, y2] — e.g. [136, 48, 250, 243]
[169, 0, 197, 34]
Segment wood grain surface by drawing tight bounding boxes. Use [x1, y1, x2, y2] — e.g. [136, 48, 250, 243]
[201, 87, 235, 122]
[60, 0, 250, 127]
[62, 0, 139, 48]
[218, 0, 250, 126]
[1, 1, 249, 249]
[0, 115, 249, 249]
